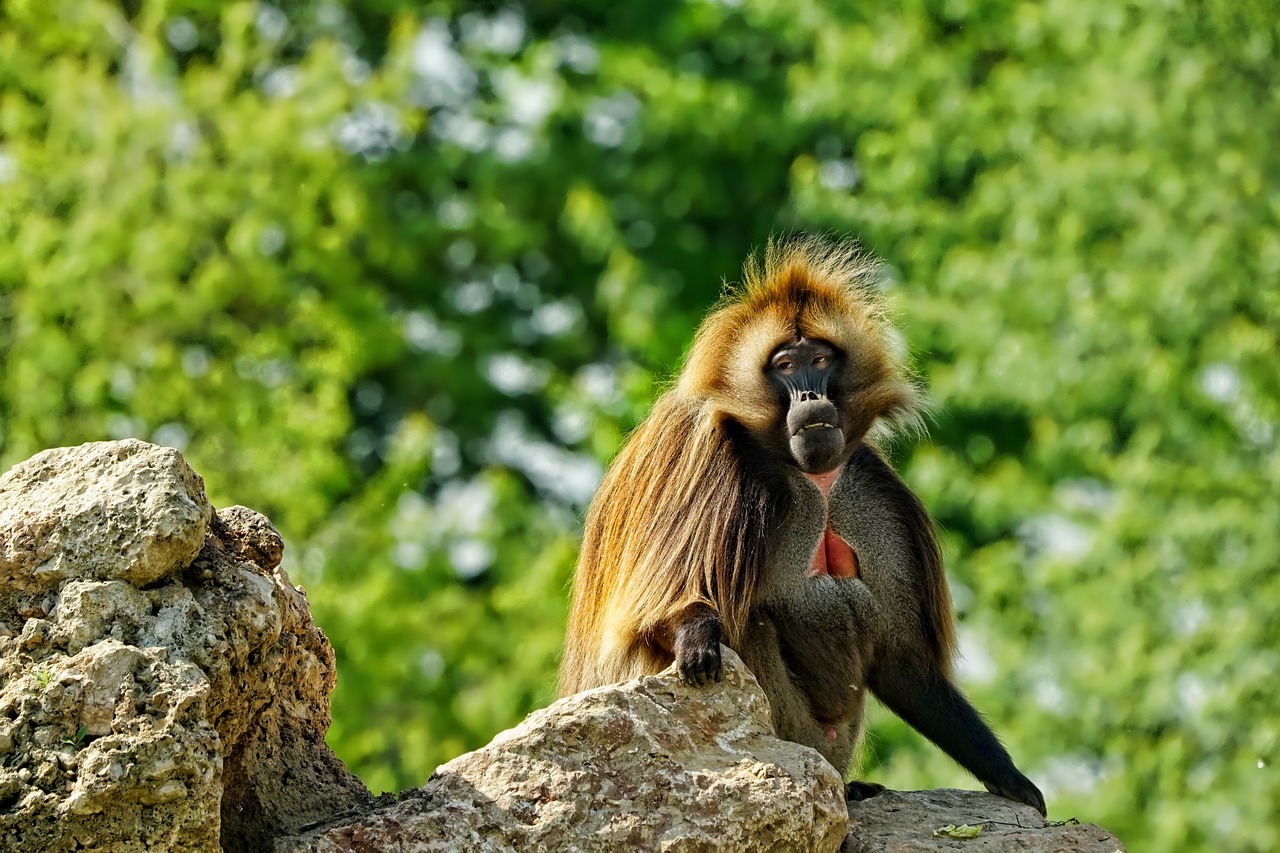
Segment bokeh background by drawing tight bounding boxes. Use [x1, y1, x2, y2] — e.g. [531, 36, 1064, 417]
[2, 0, 1278, 848]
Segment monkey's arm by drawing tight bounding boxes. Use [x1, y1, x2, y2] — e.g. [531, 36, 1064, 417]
[846, 446, 1044, 814]
[868, 661, 1046, 815]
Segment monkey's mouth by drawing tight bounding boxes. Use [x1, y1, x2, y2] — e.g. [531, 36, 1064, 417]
[789, 422, 845, 474]
[794, 422, 837, 435]
[787, 398, 845, 473]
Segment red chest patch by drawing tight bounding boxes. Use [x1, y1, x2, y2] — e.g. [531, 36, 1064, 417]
[809, 524, 860, 578]
[802, 467, 860, 579]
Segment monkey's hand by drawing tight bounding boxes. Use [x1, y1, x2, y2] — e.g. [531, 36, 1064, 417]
[674, 609, 722, 686]
[984, 772, 1046, 817]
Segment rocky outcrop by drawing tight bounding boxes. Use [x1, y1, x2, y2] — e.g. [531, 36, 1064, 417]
[844, 788, 1124, 852]
[0, 440, 1122, 852]
[277, 645, 850, 852]
[0, 440, 370, 852]
[276, 646, 1125, 853]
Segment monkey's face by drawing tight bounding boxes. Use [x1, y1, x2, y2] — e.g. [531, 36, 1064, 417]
[768, 338, 847, 474]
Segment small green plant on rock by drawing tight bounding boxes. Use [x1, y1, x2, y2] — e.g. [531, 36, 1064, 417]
[32, 664, 55, 689]
[60, 725, 88, 751]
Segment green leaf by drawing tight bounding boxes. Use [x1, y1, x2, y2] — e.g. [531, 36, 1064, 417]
[933, 824, 984, 839]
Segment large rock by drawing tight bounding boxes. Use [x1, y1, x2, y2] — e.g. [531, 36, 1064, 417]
[0, 440, 211, 627]
[0, 441, 370, 852]
[844, 788, 1125, 852]
[277, 646, 851, 852]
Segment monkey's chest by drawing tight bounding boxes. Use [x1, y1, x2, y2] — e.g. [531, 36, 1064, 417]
[808, 524, 860, 578]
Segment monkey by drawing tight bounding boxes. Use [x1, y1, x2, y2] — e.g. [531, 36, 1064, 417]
[559, 238, 1045, 815]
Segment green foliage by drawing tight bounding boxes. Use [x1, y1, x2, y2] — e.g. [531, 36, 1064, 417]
[60, 725, 89, 751]
[31, 664, 55, 689]
[1, 1, 1276, 848]
[933, 824, 983, 839]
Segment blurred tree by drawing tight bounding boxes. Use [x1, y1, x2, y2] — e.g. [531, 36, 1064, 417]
[0, 0, 1276, 848]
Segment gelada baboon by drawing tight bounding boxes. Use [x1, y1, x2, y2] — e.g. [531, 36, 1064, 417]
[559, 238, 1044, 813]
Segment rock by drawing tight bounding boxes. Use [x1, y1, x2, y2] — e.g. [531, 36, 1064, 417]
[277, 646, 850, 853]
[0, 440, 212, 619]
[843, 788, 1126, 852]
[0, 441, 370, 853]
[201, 507, 372, 853]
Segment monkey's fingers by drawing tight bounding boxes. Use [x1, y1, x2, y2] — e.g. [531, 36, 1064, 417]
[983, 773, 1046, 817]
[676, 643, 722, 686]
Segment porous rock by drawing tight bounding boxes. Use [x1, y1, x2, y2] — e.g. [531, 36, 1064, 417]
[843, 788, 1126, 852]
[276, 646, 851, 853]
[0, 441, 370, 852]
[0, 440, 211, 623]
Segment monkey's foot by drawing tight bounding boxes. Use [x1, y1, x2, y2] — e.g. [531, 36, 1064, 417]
[845, 780, 885, 802]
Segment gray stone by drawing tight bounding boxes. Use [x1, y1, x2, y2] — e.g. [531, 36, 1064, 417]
[844, 787, 1126, 852]
[0, 439, 212, 624]
[277, 646, 850, 853]
[0, 441, 370, 853]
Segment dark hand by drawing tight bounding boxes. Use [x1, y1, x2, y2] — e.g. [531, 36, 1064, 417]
[984, 772, 1046, 816]
[845, 780, 885, 802]
[674, 611, 722, 685]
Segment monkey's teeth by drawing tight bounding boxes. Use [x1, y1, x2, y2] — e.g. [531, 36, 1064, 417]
[802, 423, 835, 431]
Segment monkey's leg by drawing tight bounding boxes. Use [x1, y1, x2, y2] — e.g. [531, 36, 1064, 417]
[870, 667, 1046, 815]
[668, 603, 723, 686]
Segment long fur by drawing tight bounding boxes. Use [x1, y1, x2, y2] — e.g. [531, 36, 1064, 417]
[559, 394, 789, 694]
[559, 237, 928, 696]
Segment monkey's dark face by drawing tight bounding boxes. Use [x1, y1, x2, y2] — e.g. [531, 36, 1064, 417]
[768, 338, 847, 474]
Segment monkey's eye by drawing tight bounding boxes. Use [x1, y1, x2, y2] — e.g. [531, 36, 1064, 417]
[775, 359, 795, 373]
[812, 355, 828, 368]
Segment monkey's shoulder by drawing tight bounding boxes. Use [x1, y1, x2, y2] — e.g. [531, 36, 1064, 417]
[832, 444, 928, 519]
